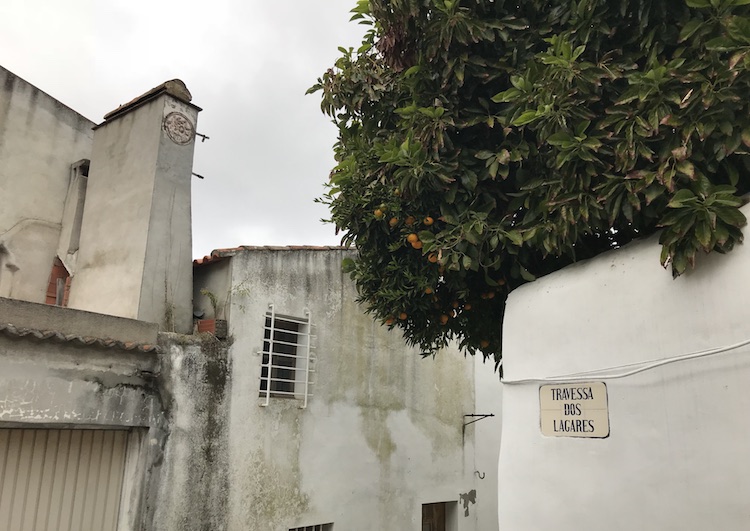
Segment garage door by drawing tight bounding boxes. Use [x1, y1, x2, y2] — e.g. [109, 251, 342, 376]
[0, 429, 129, 531]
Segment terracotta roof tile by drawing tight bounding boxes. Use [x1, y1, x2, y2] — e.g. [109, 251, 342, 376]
[0, 323, 161, 353]
[194, 245, 352, 266]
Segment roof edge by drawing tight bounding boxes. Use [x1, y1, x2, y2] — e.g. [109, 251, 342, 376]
[99, 79, 201, 126]
[194, 245, 352, 266]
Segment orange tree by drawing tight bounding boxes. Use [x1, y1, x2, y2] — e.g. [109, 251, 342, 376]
[310, 0, 750, 371]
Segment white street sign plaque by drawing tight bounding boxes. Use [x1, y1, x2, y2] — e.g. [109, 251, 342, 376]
[540, 382, 609, 438]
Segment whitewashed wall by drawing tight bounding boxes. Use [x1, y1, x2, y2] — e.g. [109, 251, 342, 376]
[0, 66, 94, 303]
[219, 248, 482, 531]
[498, 203, 750, 530]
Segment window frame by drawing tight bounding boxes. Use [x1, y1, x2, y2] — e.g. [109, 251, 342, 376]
[259, 304, 314, 408]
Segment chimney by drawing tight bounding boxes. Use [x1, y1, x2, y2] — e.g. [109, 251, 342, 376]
[67, 80, 200, 333]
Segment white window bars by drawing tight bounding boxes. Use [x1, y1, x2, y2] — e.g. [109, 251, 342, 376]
[259, 304, 316, 408]
[289, 524, 333, 531]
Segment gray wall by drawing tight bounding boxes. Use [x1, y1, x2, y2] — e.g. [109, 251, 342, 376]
[153, 334, 230, 531]
[0, 308, 163, 531]
[217, 249, 479, 531]
[0, 66, 94, 303]
[473, 358, 502, 531]
[69, 94, 198, 333]
[0, 299, 233, 531]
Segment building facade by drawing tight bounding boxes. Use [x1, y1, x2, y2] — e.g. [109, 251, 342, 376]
[193, 246, 494, 530]
[0, 65, 503, 530]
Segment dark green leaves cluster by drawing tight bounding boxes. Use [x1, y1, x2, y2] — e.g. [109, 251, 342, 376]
[310, 0, 750, 369]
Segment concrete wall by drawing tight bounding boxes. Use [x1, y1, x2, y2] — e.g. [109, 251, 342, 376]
[220, 248, 479, 530]
[153, 333, 231, 531]
[0, 296, 158, 344]
[0, 305, 164, 530]
[0, 298, 234, 531]
[473, 358, 502, 531]
[0, 66, 94, 303]
[69, 92, 198, 333]
[498, 203, 750, 530]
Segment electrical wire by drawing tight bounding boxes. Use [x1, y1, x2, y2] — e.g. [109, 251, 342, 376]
[503, 337, 750, 385]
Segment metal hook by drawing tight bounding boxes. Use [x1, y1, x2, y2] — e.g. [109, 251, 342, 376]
[475, 471, 485, 479]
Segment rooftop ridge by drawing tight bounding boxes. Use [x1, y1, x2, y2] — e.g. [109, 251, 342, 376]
[194, 245, 353, 266]
[0, 323, 160, 353]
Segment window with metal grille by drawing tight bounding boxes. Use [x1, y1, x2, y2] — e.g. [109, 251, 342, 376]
[289, 524, 333, 531]
[259, 305, 315, 407]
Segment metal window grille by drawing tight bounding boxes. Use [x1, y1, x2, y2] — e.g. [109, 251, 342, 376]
[259, 304, 315, 408]
[289, 524, 333, 531]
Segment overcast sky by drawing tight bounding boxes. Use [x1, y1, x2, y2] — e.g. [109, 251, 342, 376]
[0, 0, 365, 257]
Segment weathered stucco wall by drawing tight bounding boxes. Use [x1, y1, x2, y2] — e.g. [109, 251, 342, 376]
[0, 299, 234, 531]
[222, 249, 479, 531]
[0, 66, 94, 303]
[498, 203, 750, 530]
[153, 333, 230, 531]
[0, 302, 165, 530]
[69, 93, 198, 333]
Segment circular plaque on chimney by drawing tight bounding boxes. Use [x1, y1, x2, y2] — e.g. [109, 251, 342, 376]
[163, 112, 195, 145]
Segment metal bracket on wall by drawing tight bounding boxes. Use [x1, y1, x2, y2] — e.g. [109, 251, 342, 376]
[463, 413, 495, 427]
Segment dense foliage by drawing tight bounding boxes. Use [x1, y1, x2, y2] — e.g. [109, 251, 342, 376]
[310, 0, 750, 369]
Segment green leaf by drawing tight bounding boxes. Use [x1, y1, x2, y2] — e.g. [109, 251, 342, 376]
[403, 65, 421, 77]
[741, 128, 750, 148]
[695, 220, 712, 248]
[668, 189, 697, 207]
[679, 19, 704, 42]
[519, 266, 536, 282]
[676, 161, 695, 178]
[418, 231, 435, 243]
[512, 110, 540, 126]
[715, 207, 747, 226]
[505, 230, 524, 246]
[342, 257, 356, 273]
[491, 88, 521, 103]
[705, 37, 737, 51]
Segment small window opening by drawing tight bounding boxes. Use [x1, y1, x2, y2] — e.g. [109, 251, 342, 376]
[45, 258, 71, 307]
[259, 305, 315, 407]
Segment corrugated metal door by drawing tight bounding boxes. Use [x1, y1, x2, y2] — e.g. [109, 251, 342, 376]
[0, 429, 129, 531]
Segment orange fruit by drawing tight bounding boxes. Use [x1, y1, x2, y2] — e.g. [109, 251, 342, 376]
[497, 278, 506, 286]
[389, 217, 399, 228]
[399, 312, 408, 320]
[487, 291, 496, 299]
[452, 300, 460, 308]
[411, 240, 423, 250]
[424, 287, 434, 294]
[407, 233, 419, 243]
[385, 316, 395, 326]
[428, 253, 438, 263]
[480, 339, 490, 349]
[439, 314, 450, 325]
[405, 216, 416, 226]
[464, 303, 472, 310]
[424, 216, 434, 226]
[374, 209, 384, 219]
